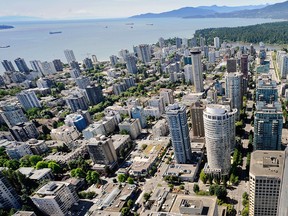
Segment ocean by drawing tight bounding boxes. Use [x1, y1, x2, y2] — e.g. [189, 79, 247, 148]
[0, 17, 283, 70]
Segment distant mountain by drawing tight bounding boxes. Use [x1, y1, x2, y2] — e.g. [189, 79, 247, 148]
[197, 4, 268, 13]
[185, 1, 288, 19]
[0, 16, 42, 22]
[130, 4, 268, 18]
[131, 7, 215, 18]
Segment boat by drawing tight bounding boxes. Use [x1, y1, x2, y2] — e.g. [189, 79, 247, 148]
[49, 31, 62, 34]
[126, 23, 134, 25]
[0, 45, 10, 48]
[146, 24, 154, 26]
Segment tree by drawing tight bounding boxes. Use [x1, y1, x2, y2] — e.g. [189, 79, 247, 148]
[141, 144, 147, 150]
[4, 160, 19, 170]
[86, 171, 100, 185]
[215, 186, 227, 200]
[48, 161, 61, 174]
[35, 161, 48, 169]
[200, 169, 207, 184]
[179, 185, 185, 190]
[71, 168, 86, 178]
[127, 177, 134, 184]
[193, 184, 199, 193]
[242, 192, 249, 200]
[29, 155, 42, 166]
[127, 199, 134, 208]
[118, 174, 127, 183]
[209, 185, 216, 195]
[121, 207, 130, 216]
[143, 192, 151, 202]
[242, 207, 249, 216]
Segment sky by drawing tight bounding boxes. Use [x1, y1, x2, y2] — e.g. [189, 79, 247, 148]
[0, 0, 285, 19]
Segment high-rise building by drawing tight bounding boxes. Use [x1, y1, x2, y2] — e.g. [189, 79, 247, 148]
[36, 77, 54, 89]
[214, 37, 220, 49]
[136, 44, 151, 64]
[110, 55, 118, 67]
[199, 37, 205, 50]
[184, 64, 193, 84]
[75, 76, 90, 89]
[131, 106, 147, 128]
[65, 94, 89, 112]
[240, 54, 249, 78]
[253, 102, 283, 150]
[10, 122, 39, 142]
[14, 58, 30, 73]
[70, 61, 80, 71]
[0, 104, 28, 128]
[279, 54, 288, 79]
[52, 59, 63, 71]
[190, 36, 197, 47]
[191, 48, 204, 93]
[160, 88, 174, 105]
[87, 135, 117, 165]
[41, 61, 57, 75]
[16, 90, 41, 110]
[148, 96, 165, 114]
[126, 54, 138, 74]
[158, 37, 165, 48]
[190, 102, 205, 137]
[182, 38, 188, 48]
[84, 85, 104, 105]
[92, 55, 98, 63]
[166, 104, 192, 164]
[64, 49, 76, 64]
[118, 49, 130, 63]
[225, 72, 243, 118]
[175, 37, 182, 49]
[118, 119, 142, 140]
[70, 68, 81, 78]
[83, 58, 94, 70]
[123, 77, 136, 88]
[249, 150, 284, 216]
[30, 60, 43, 73]
[31, 181, 79, 216]
[278, 148, 288, 216]
[208, 51, 215, 63]
[1, 60, 15, 72]
[256, 76, 278, 103]
[0, 171, 21, 210]
[203, 104, 237, 175]
[226, 59, 237, 73]
[203, 46, 209, 58]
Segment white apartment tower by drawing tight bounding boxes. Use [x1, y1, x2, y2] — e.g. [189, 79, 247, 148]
[249, 151, 284, 216]
[214, 37, 220, 49]
[191, 48, 204, 93]
[16, 90, 41, 110]
[203, 104, 237, 175]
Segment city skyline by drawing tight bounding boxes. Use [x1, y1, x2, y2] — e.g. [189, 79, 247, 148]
[0, 0, 284, 19]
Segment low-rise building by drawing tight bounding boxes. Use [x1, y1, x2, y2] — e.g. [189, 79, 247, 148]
[118, 118, 141, 139]
[18, 167, 53, 182]
[50, 125, 80, 144]
[152, 119, 169, 138]
[26, 139, 48, 155]
[0, 139, 33, 160]
[10, 122, 39, 142]
[143, 106, 161, 119]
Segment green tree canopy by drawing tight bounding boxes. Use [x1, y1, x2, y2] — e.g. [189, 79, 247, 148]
[35, 161, 48, 169]
[118, 174, 127, 183]
[86, 171, 100, 185]
[71, 168, 86, 178]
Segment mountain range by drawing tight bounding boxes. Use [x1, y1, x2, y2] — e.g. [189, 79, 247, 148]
[131, 1, 288, 19]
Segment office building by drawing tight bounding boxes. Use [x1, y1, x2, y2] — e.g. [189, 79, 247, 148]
[190, 102, 205, 137]
[83, 58, 93, 70]
[214, 37, 220, 49]
[253, 102, 283, 150]
[14, 58, 30, 73]
[110, 55, 118, 67]
[119, 118, 142, 139]
[0, 104, 28, 128]
[160, 88, 174, 105]
[84, 85, 103, 105]
[1, 60, 15, 72]
[241, 54, 249, 78]
[131, 106, 147, 128]
[17, 90, 41, 110]
[191, 48, 204, 92]
[148, 96, 165, 114]
[31, 181, 79, 216]
[278, 148, 288, 216]
[203, 104, 237, 175]
[166, 104, 192, 164]
[249, 150, 284, 216]
[65, 94, 89, 112]
[256, 77, 278, 103]
[227, 59, 237, 73]
[64, 49, 76, 64]
[52, 59, 63, 71]
[0, 171, 21, 210]
[75, 76, 90, 89]
[136, 44, 151, 64]
[225, 72, 243, 118]
[126, 54, 138, 74]
[87, 135, 117, 165]
[10, 122, 39, 142]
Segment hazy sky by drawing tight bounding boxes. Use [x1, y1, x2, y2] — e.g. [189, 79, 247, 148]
[0, 0, 284, 19]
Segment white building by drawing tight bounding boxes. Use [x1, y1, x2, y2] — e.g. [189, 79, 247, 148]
[160, 88, 174, 105]
[184, 64, 193, 84]
[31, 181, 79, 216]
[16, 90, 41, 110]
[143, 106, 161, 119]
[64, 49, 76, 64]
[214, 37, 220, 49]
[118, 118, 142, 139]
[50, 125, 80, 144]
[148, 96, 165, 114]
[0, 140, 33, 160]
[203, 104, 237, 175]
[0, 103, 28, 128]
